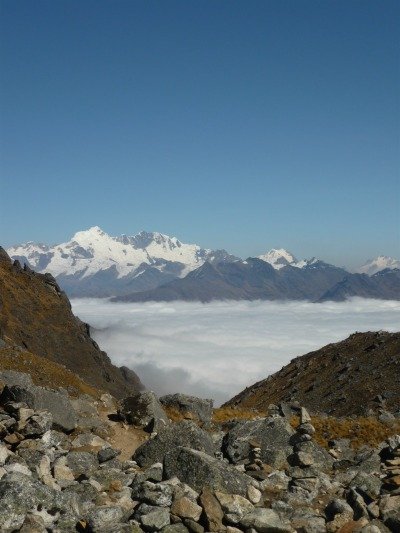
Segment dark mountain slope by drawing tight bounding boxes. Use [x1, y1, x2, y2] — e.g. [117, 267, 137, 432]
[224, 331, 400, 417]
[0, 247, 143, 398]
[318, 269, 400, 301]
[115, 259, 349, 302]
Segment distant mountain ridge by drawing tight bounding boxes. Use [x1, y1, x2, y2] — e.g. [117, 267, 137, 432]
[6, 227, 400, 301]
[7, 226, 238, 297]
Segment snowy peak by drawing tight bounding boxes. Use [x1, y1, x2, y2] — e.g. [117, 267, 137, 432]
[6, 227, 235, 283]
[258, 248, 298, 269]
[358, 256, 400, 276]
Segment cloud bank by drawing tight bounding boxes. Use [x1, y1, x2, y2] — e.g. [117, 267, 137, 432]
[71, 299, 400, 405]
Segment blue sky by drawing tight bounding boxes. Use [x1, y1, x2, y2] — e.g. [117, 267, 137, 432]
[1, 0, 399, 268]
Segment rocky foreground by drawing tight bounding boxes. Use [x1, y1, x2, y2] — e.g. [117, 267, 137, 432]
[0, 369, 399, 533]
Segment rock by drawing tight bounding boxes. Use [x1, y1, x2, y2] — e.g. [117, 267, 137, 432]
[259, 471, 290, 494]
[66, 451, 99, 478]
[159, 394, 213, 428]
[300, 407, 312, 424]
[291, 440, 333, 472]
[133, 421, 214, 468]
[0, 473, 56, 531]
[247, 484, 262, 504]
[162, 525, 190, 533]
[0, 379, 77, 432]
[132, 481, 173, 507]
[351, 471, 382, 499]
[214, 491, 254, 524]
[182, 519, 204, 533]
[170, 496, 202, 521]
[139, 505, 170, 530]
[119, 391, 169, 432]
[164, 447, 253, 496]
[86, 506, 124, 531]
[240, 508, 291, 532]
[21, 410, 53, 437]
[53, 456, 75, 484]
[199, 487, 224, 532]
[71, 432, 110, 450]
[98, 446, 120, 463]
[222, 417, 294, 468]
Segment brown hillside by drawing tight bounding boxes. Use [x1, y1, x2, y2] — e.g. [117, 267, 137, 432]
[0, 247, 143, 398]
[224, 331, 400, 417]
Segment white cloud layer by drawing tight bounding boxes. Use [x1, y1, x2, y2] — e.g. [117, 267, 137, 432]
[71, 298, 400, 405]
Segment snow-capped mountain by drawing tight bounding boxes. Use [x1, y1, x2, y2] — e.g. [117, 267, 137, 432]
[7, 226, 238, 297]
[357, 256, 400, 276]
[257, 248, 319, 270]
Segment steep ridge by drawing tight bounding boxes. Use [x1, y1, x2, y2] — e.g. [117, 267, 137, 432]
[0, 247, 143, 398]
[115, 258, 349, 302]
[224, 331, 400, 417]
[318, 269, 400, 301]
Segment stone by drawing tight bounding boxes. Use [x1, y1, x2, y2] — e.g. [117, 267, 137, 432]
[98, 446, 120, 463]
[214, 491, 254, 525]
[222, 417, 294, 468]
[162, 525, 190, 533]
[159, 394, 213, 428]
[86, 505, 124, 532]
[140, 506, 170, 530]
[0, 380, 76, 432]
[300, 407, 312, 424]
[66, 451, 99, 478]
[119, 391, 169, 432]
[132, 481, 173, 507]
[164, 447, 252, 496]
[240, 508, 291, 532]
[21, 410, 53, 437]
[134, 421, 214, 468]
[53, 456, 75, 483]
[247, 484, 262, 504]
[199, 487, 224, 532]
[351, 471, 382, 499]
[171, 496, 202, 522]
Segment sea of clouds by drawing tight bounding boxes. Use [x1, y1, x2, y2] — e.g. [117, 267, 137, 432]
[71, 298, 400, 405]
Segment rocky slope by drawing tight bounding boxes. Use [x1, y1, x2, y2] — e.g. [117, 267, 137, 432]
[0, 247, 143, 398]
[224, 331, 400, 417]
[0, 369, 399, 532]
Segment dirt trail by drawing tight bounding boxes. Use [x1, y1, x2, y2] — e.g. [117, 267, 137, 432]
[99, 406, 149, 461]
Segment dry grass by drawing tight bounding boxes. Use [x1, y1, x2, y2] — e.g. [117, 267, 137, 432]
[0, 346, 100, 398]
[212, 406, 267, 423]
[290, 415, 400, 449]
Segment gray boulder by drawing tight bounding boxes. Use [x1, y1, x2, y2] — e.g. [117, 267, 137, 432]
[86, 506, 124, 532]
[222, 417, 294, 467]
[164, 447, 253, 496]
[239, 507, 292, 532]
[119, 391, 169, 432]
[133, 420, 215, 468]
[159, 393, 213, 428]
[0, 373, 76, 432]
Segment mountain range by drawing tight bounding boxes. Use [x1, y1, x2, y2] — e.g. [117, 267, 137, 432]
[6, 226, 400, 302]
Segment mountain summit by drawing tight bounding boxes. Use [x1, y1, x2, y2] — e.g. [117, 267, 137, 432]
[7, 227, 237, 297]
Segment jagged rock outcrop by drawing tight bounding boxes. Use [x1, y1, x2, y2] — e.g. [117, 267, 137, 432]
[0, 247, 144, 398]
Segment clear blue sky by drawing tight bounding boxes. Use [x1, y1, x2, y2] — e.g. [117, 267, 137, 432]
[1, 0, 399, 268]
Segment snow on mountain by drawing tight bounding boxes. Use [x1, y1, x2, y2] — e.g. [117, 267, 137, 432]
[357, 256, 400, 276]
[258, 248, 298, 269]
[7, 227, 237, 296]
